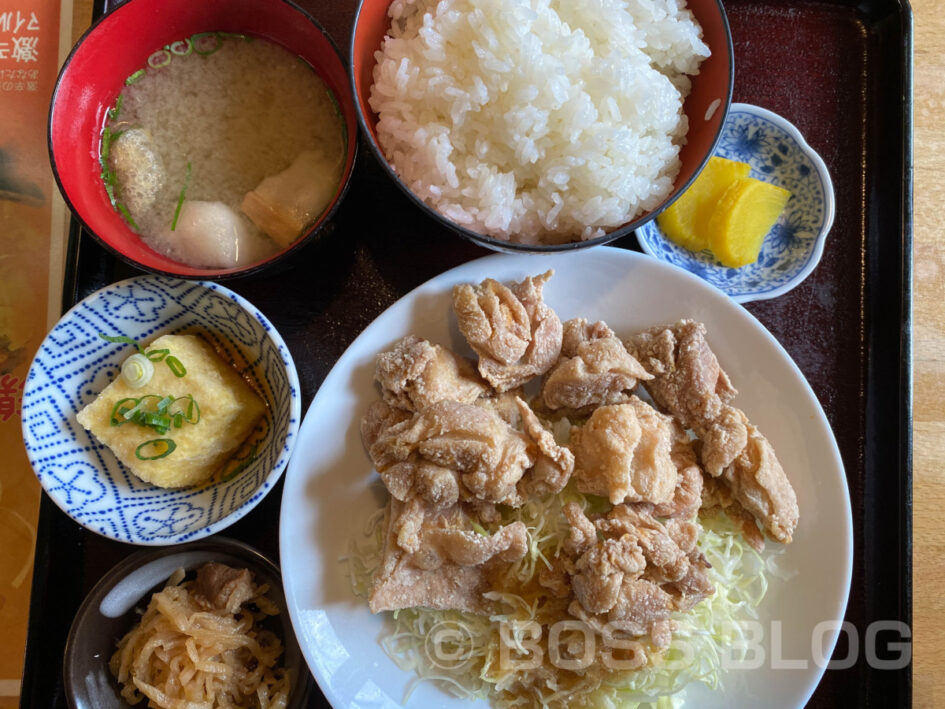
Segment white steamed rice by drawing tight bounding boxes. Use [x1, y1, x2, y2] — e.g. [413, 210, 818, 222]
[369, 0, 710, 244]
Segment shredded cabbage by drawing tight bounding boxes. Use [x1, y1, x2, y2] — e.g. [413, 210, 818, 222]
[347, 488, 779, 708]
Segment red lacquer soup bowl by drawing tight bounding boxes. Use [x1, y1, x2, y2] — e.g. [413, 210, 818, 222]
[49, 0, 358, 279]
[350, 0, 733, 253]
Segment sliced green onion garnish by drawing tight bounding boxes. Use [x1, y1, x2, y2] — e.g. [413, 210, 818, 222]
[99, 333, 144, 352]
[170, 162, 192, 231]
[192, 32, 223, 55]
[104, 178, 116, 205]
[107, 94, 123, 120]
[220, 444, 257, 482]
[139, 411, 171, 433]
[122, 399, 145, 421]
[145, 348, 169, 361]
[101, 126, 125, 163]
[101, 126, 113, 161]
[116, 202, 139, 231]
[168, 395, 200, 424]
[147, 49, 171, 68]
[125, 69, 145, 85]
[102, 167, 119, 208]
[165, 355, 186, 377]
[100, 166, 118, 198]
[135, 438, 176, 460]
[122, 394, 161, 421]
[121, 353, 154, 389]
[168, 38, 192, 56]
[109, 394, 199, 434]
[110, 398, 140, 426]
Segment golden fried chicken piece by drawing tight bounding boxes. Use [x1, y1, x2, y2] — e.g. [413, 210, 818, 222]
[360, 400, 412, 451]
[369, 400, 534, 507]
[606, 578, 675, 629]
[720, 414, 799, 545]
[375, 335, 487, 412]
[570, 398, 677, 506]
[390, 496, 427, 553]
[664, 518, 700, 554]
[453, 271, 562, 392]
[701, 476, 766, 552]
[595, 506, 713, 614]
[651, 430, 704, 519]
[626, 320, 799, 545]
[571, 536, 646, 614]
[597, 506, 690, 583]
[652, 466, 704, 521]
[550, 499, 713, 654]
[370, 499, 528, 614]
[516, 398, 575, 497]
[697, 404, 749, 476]
[405, 502, 528, 571]
[650, 620, 676, 650]
[625, 319, 737, 431]
[474, 388, 528, 427]
[566, 572, 675, 638]
[566, 603, 650, 669]
[363, 401, 463, 520]
[705, 411, 797, 545]
[562, 502, 598, 555]
[420, 522, 527, 569]
[666, 554, 715, 611]
[541, 318, 652, 412]
[694, 408, 799, 546]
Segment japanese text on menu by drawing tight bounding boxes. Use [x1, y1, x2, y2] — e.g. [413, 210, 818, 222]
[0, 10, 40, 91]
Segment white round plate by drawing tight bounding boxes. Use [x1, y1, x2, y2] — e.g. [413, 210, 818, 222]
[279, 247, 852, 708]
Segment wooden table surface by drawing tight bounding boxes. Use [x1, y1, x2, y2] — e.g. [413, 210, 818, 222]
[911, 0, 943, 706]
[56, 0, 940, 706]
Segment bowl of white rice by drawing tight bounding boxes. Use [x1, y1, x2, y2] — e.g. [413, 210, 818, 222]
[351, 0, 733, 251]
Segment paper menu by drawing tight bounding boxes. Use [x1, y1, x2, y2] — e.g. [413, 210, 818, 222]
[0, 0, 75, 703]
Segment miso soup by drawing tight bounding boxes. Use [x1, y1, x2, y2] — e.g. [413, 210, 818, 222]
[101, 33, 346, 269]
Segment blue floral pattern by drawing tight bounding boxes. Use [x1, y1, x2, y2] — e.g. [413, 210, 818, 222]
[21, 276, 300, 545]
[636, 103, 834, 302]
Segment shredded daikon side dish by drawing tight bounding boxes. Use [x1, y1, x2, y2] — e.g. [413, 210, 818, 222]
[348, 486, 780, 708]
[110, 568, 290, 709]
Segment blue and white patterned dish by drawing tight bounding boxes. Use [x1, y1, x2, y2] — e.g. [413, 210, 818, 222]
[21, 276, 301, 545]
[636, 103, 835, 303]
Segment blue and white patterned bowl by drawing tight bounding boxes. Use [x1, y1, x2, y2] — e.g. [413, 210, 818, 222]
[21, 276, 301, 545]
[636, 103, 835, 303]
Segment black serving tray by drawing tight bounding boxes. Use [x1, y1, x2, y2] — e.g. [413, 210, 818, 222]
[21, 0, 912, 706]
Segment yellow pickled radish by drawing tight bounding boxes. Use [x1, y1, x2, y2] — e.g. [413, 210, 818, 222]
[657, 156, 751, 251]
[707, 178, 792, 268]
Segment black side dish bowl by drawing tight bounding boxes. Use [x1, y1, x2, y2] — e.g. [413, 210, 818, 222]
[63, 537, 311, 709]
